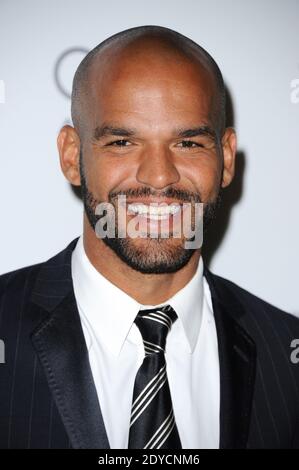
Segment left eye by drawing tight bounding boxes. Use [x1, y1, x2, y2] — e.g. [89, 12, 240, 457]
[108, 140, 130, 146]
[179, 140, 203, 148]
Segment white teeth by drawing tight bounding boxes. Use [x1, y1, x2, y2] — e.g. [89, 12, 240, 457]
[128, 203, 181, 219]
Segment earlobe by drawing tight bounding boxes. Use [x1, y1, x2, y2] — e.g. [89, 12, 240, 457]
[221, 127, 237, 188]
[57, 125, 81, 186]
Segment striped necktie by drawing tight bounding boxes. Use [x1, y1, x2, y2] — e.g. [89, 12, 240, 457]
[128, 304, 182, 449]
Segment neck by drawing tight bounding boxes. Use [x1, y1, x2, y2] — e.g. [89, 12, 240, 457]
[82, 216, 201, 305]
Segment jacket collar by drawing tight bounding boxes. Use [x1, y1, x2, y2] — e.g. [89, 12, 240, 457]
[204, 266, 257, 449]
[30, 237, 256, 449]
[30, 237, 110, 449]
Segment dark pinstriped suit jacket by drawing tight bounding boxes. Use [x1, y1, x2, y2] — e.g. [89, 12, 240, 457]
[1, 237, 299, 449]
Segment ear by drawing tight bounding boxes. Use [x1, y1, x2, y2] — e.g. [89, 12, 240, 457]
[221, 127, 237, 188]
[57, 125, 81, 186]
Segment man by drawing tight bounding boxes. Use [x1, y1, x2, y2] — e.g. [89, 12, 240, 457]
[1, 25, 299, 450]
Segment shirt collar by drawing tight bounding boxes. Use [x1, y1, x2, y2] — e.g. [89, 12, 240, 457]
[71, 235, 204, 357]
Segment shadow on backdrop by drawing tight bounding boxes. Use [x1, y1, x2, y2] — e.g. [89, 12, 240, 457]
[70, 85, 246, 269]
[202, 86, 245, 267]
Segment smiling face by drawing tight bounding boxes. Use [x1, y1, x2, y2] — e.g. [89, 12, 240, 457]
[58, 36, 236, 274]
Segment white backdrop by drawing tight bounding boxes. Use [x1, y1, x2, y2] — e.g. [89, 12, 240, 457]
[0, 0, 298, 315]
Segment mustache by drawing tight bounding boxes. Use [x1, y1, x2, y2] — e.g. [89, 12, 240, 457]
[109, 187, 202, 204]
[79, 151, 202, 204]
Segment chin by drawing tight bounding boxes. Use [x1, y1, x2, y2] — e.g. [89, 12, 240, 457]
[101, 235, 195, 274]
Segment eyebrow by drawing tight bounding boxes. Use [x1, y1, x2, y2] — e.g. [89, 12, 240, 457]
[93, 124, 217, 140]
[176, 126, 216, 140]
[93, 125, 136, 140]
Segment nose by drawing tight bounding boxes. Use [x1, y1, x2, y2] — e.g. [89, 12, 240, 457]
[136, 143, 180, 190]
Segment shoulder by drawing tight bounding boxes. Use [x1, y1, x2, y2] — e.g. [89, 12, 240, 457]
[0, 237, 78, 303]
[0, 263, 42, 297]
[206, 270, 299, 337]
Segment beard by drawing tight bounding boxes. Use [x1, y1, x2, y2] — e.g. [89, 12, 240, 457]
[79, 154, 221, 274]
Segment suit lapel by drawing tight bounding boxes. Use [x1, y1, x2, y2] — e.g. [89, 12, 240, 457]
[204, 267, 257, 449]
[28, 236, 256, 449]
[30, 238, 110, 449]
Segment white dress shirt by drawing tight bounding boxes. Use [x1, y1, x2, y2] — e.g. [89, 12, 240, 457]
[71, 235, 220, 449]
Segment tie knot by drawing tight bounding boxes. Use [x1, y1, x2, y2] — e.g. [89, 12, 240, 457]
[134, 305, 178, 355]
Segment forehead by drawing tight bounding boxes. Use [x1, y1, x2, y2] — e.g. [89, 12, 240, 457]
[86, 44, 217, 131]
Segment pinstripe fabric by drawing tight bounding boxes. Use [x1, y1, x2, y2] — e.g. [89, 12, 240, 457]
[0, 263, 71, 448]
[204, 269, 299, 449]
[0, 237, 299, 448]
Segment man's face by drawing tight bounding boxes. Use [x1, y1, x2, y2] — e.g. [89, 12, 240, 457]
[73, 46, 231, 274]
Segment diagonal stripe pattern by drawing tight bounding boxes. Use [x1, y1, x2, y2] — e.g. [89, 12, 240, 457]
[128, 305, 182, 449]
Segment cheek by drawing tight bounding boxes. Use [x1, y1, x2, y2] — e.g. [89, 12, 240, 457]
[179, 157, 222, 200]
[86, 153, 135, 199]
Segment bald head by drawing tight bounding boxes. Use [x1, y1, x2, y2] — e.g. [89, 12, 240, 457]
[71, 25, 226, 138]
